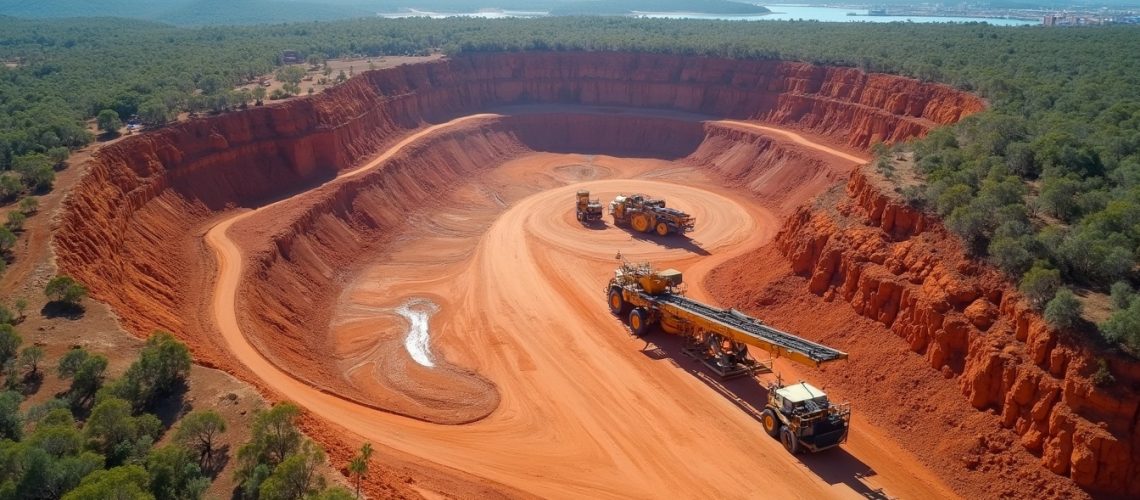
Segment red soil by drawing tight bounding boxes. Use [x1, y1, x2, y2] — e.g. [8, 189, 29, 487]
[50, 52, 1096, 498]
[709, 167, 1139, 497]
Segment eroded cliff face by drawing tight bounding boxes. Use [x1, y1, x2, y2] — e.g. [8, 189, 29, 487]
[689, 123, 847, 212]
[367, 52, 982, 149]
[775, 169, 1140, 495]
[51, 51, 990, 488]
[56, 52, 974, 368]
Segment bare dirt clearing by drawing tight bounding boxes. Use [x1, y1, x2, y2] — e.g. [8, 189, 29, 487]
[237, 55, 444, 101]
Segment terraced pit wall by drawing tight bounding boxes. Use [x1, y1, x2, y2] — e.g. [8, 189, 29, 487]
[51, 50, 1011, 488]
[775, 169, 1140, 495]
[55, 51, 977, 367]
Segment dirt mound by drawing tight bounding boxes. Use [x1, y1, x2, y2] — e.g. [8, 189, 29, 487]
[52, 52, 994, 496]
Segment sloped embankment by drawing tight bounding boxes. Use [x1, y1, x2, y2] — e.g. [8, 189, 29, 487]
[53, 51, 980, 432]
[711, 167, 1138, 496]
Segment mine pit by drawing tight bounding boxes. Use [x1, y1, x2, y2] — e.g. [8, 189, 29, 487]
[52, 52, 1124, 498]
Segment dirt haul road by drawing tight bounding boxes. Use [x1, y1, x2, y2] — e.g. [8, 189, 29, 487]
[207, 113, 957, 499]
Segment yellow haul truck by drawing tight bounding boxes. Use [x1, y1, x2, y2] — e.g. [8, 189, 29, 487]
[575, 190, 604, 223]
[609, 194, 695, 236]
[605, 262, 851, 453]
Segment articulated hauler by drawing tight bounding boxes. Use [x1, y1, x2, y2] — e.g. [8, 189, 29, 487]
[606, 262, 852, 453]
[575, 190, 604, 223]
[609, 194, 695, 236]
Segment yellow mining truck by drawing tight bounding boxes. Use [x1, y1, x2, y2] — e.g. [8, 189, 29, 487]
[575, 190, 604, 223]
[609, 194, 695, 236]
[605, 262, 851, 453]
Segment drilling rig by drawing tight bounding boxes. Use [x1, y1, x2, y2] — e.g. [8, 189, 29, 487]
[609, 194, 694, 236]
[575, 190, 604, 223]
[605, 262, 851, 453]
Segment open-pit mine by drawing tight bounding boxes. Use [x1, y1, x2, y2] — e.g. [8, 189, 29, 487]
[53, 52, 1138, 498]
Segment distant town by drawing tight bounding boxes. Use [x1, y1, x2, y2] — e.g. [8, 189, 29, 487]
[843, 3, 1140, 24]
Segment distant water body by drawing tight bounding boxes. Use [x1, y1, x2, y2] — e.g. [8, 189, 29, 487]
[379, 9, 547, 19]
[639, 5, 1039, 25]
[378, 4, 1039, 26]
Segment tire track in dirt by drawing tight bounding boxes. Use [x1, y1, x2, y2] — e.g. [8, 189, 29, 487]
[207, 113, 954, 499]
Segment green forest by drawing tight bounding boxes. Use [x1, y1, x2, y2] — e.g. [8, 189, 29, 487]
[0, 275, 369, 499]
[0, 0, 768, 26]
[0, 16, 1138, 353]
[0, 313, 360, 499]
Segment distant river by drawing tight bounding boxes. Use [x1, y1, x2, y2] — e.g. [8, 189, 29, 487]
[378, 4, 1039, 26]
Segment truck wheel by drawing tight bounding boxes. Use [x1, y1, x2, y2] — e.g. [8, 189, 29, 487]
[761, 409, 781, 438]
[608, 289, 627, 316]
[628, 308, 650, 337]
[655, 222, 669, 236]
[632, 213, 651, 233]
[780, 426, 800, 454]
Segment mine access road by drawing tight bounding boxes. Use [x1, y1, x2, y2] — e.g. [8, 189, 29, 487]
[206, 109, 956, 499]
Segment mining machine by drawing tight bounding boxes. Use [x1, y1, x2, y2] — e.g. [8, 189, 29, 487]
[575, 190, 604, 223]
[605, 262, 851, 453]
[609, 194, 694, 236]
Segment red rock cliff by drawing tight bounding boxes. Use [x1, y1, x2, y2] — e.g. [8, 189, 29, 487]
[775, 168, 1140, 495]
[55, 52, 978, 358]
[368, 52, 983, 148]
[47, 51, 987, 496]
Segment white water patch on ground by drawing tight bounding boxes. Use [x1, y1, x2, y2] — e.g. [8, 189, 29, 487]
[395, 298, 440, 367]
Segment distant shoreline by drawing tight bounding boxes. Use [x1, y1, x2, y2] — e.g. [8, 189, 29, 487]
[849, 12, 1040, 22]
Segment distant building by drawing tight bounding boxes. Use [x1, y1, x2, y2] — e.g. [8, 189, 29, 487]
[282, 50, 301, 64]
[1043, 15, 1057, 26]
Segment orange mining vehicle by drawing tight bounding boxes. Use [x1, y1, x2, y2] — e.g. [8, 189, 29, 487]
[609, 193, 694, 236]
[575, 190, 604, 223]
[606, 262, 851, 453]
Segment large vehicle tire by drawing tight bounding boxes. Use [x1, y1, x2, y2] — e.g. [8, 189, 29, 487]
[608, 289, 627, 316]
[655, 222, 670, 236]
[631, 213, 651, 233]
[628, 308, 650, 337]
[780, 426, 800, 454]
[761, 409, 781, 438]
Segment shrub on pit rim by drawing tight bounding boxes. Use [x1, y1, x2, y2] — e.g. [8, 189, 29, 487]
[43, 276, 87, 318]
[1044, 288, 1082, 330]
[1092, 359, 1115, 387]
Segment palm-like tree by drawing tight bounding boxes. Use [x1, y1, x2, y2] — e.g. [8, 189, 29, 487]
[349, 456, 365, 498]
[350, 442, 373, 498]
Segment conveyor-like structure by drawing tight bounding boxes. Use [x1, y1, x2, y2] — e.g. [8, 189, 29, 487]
[652, 293, 848, 367]
[606, 262, 852, 451]
[607, 262, 847, 377]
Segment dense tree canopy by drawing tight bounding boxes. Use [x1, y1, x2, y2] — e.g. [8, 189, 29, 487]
[104, 332, 192, 411]
[0, 0, 769, 26]
[0, 330, 247, 499]
[234, 402, 346, 499]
